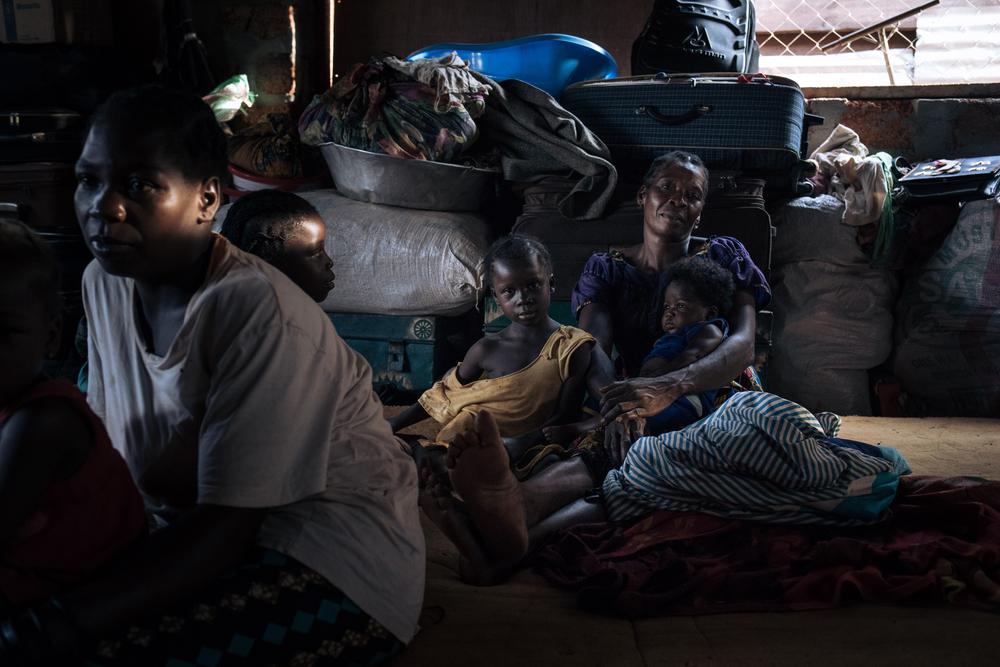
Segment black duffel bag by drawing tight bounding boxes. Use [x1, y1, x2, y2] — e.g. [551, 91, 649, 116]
[631, 0, 760, 75]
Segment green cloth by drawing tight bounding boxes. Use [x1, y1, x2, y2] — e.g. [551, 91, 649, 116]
[870, 151, 898, 267]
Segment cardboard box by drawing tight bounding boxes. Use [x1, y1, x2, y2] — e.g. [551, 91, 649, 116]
[0, 0, 57, 43]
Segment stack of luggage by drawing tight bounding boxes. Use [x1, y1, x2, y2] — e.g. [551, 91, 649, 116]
[271, 19, 822, 394]
[1, 110, 91, 375]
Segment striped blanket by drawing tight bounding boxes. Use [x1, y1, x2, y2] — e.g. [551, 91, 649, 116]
[603, 392, 910, 526]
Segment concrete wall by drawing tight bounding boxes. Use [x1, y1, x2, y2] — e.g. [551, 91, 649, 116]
[806, 98, 1000, 161]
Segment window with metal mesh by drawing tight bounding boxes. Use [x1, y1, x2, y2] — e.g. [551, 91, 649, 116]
[756, 0, 1000, 87]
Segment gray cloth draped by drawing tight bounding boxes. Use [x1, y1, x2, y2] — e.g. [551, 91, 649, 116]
[479, 79, 618, 220]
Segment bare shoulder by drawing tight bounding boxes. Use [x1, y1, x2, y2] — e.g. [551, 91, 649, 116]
[456, 334, 496, 379]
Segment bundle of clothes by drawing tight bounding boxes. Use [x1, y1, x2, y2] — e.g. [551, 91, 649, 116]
[298, 53, 618, 220]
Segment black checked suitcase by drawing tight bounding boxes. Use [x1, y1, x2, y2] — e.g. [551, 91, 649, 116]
[561, 73, 822, 195]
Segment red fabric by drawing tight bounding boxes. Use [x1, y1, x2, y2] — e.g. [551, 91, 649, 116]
[0, 379, 147, 607]
[534, 476, 1000, 618]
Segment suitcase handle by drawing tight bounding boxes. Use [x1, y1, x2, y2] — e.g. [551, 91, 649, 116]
[636, 104, 711, 126]
[0, 202, 21, 219]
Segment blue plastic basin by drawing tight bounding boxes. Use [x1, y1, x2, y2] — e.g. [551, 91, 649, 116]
[406, 33, 618, 99]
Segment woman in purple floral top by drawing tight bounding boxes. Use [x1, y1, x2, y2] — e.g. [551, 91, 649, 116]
[571, 151, 771, 424]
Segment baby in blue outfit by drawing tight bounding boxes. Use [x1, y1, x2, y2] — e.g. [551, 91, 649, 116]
[640, 255, 734, 434]
[547, 255, 736, 444]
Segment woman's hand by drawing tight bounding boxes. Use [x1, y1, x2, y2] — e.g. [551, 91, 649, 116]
[599, 377, 684, 423]
[603, 415, 646, 468]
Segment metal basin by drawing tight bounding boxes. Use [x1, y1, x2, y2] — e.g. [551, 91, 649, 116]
[318, 142, 497, 212]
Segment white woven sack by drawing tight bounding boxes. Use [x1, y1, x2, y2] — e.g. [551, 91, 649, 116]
[218, 189, 491, 316]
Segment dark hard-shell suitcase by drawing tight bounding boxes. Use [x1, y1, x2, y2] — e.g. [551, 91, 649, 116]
[562, 73, 823, 195]
[1, 110, 86, 163]
[0, 162, 79, 228]
[1, 166, 89, 377]
[326, 312, 481, 397]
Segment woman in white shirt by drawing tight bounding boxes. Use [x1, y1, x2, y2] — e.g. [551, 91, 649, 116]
[0, 85, 424, 666]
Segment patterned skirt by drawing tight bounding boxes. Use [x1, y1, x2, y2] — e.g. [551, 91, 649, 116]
[85, 548, 403, 667]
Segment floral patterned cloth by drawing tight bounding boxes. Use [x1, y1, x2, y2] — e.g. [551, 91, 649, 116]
[298, 57, 482, 162]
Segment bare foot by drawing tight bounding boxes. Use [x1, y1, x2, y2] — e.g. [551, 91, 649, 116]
[418, 459, 516, 586]
[444, 410, 529, 563]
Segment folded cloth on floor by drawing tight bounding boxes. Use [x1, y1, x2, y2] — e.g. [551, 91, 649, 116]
[535, 475, 1000, 617]
[478, 79, 617, 220]
[603, 392, 910, 526]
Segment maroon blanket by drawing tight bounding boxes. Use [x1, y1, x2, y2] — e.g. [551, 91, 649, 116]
[534, 476, 1000, 617]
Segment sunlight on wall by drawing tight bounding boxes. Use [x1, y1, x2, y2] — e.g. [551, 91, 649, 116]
[329, 0, 336, 87]
[287, 3, 297, 101]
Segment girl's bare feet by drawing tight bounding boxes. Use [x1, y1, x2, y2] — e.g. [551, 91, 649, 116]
[418, 458, 516, 586]
[444, 411, 529, 563]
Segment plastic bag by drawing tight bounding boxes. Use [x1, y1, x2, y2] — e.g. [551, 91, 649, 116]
[202, 74, 256, 123]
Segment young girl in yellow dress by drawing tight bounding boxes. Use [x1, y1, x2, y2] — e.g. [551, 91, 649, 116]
[390, 234, 599, 472]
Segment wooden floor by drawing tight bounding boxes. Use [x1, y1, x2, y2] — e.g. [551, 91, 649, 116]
[385, 409, 1000, 666]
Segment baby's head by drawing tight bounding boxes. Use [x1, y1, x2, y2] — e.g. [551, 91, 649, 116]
[482, 234, 554, 327]
[221, 190, 335, 302]
[75, 85, 228, 282]
[661, 256, 734, 334]
[0, 221, 62, 406]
